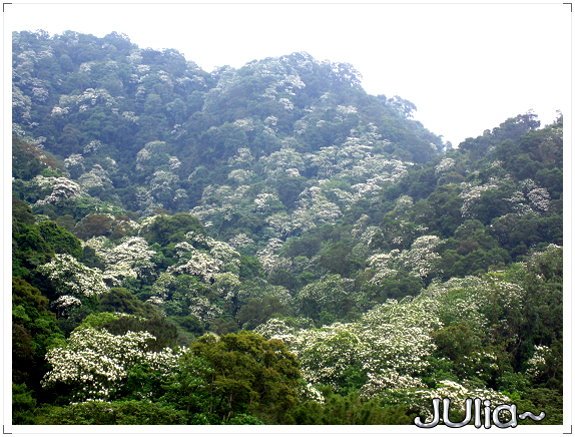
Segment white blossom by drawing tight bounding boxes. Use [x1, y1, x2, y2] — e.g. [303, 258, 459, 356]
[459, 179, 499, 218]
[42, 325, 185, 401]
[228, 169, 255, 184]
[435, 157, 455, 174]
[256, 238, 285, 273]
[368, 235, 443, 284]
[526, 345, 551, 379]
[83, 140, 104, 155]
[33, 176, 83, 206]
[527, 187, 550, 212]
[168, 250, 223, 281]
[96, 237, 156, 286]
[228, 233, 255, 249]
[38, 254, 109, 298]
[78, 165, 113, 192]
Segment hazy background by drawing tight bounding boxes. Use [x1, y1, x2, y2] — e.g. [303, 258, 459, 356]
[5, 1, 572, 146]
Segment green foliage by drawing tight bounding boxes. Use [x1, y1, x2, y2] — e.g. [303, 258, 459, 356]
[432, 323, 481, 362]
[361, 271, 423, 304]
[224, 413, 265, 424]
[514, 387, 563, 425]
[73, 214, 115, 239]
[101, 313, 180, 351]
[317, 240, 362, 277]
[159, 351, 216, 421]
[296, 274, 358, 324]
[292, 391, 415, 425]
[439, 220, 510, 278]
[12, 137, 61, 180]
[35, 400, 188, 424]
[11, 30, 562, 425]
[238, 255, 263, 279]
[12, 383, 37, 424]
[37, 221, 83, 259]
[512, 246, 562, 378]
[142, 213, 204, 245]
[236, 294, 292, 329]
[12, 278, 64, 391]
[12, 200, 84, 282]
[97, 287, 155, 317]
[189, 331, 302, 423]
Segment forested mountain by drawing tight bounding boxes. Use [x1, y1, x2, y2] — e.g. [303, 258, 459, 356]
[12, 30, 562, 425]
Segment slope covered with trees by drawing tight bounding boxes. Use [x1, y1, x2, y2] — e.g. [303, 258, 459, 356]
[12, 30, 562, 425]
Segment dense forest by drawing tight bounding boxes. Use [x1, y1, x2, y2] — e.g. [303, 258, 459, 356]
[12, 30, 562, 425]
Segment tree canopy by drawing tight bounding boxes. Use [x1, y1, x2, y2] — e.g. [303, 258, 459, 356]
[12, 30, 562, 425]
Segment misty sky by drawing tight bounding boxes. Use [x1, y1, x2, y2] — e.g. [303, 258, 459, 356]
[5, 1, 572, 146]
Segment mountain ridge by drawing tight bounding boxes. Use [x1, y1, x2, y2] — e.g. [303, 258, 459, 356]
[11, 29, 563, 425]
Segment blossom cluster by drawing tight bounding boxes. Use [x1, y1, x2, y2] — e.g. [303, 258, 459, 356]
[459, 179, 499, 218]
[257, 265, 524, 412]
[434, 157, 456, 174]
[256, 238, 285, 273]
[260, 148, 306, 179]
[168, 231, 241, 280]
[254, 318, 299, 346]
[78, 165, 113, 193]
[147, 271, 226, 322]
[525, 345, 551, 379]
[168, 250, 222, 280]
[228, 168, 255, 185]
[92, 237, 156, 286]
[83, 140, 105, 155]
[458, 350, 499, 381]
[503, 179, 551, 215]
[149, 170, 180, 206]
[42, 325, 186, 401]
[38, 254, 109, 298]
[64, 153, 85, 175]
[189, 123, 411, 259]
[362, 371, 425, 398]
[52, 295, 82, 316]
[259, 293, 442, 394]
[227, 233, 255, 249]
[293, 323, 363, 385]
[367, 234, 443, 284]
[135, 141, 170, 171]
[56, 87, 118, 113]
[291, 185, 342, 232]
[33, 176, 83, 206]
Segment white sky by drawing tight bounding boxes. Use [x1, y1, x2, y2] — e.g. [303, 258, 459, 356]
[5, 1, 572, 145]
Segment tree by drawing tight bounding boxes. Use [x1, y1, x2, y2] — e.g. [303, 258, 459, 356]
[38, 253, 109, 299]
[42, 320, 185, 401]
[141, 213, 204, 246]
[188, 331, 302, 423]
[296, 274, 357, 324]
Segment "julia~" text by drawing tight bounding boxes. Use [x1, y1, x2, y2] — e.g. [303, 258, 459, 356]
[414, 398, 546, 429]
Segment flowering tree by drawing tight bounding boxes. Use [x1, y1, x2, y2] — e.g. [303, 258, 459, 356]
[88, 236, 156, 286]
[33, 176, 83, 207]
[78, 165, 113, 196]
[367, 234, 443, 286]
[258, 292, 442, 394]
[42, 323, 185, 401]
[256, 264, 527, 415]
[38, 253, 109, 299]
[147, 271, 237, 323]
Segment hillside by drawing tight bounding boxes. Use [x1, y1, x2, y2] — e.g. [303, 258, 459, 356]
[12, 30, 562, 425]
